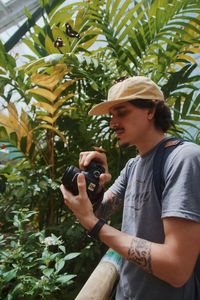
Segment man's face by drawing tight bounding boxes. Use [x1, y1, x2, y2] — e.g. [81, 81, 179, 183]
[109, 101, 153, 147]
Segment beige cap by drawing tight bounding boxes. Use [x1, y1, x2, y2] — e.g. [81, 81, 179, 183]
[88, 76, 164, 115]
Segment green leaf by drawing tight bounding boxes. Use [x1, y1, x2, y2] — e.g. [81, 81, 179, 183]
[110, 0, 122, 20]
[0, 127, 9, 140]
[56, 274, 76, 284]
[43, 268, 54, 278]
[55, 259, 65, 273]
[64, 252, 80, 261]
[128, 37, 142, 59]
[117, 2, 145, 42]
[173, 98, 181, 122]
[20, 136, 27, 154]
[22, 38, 42, 57]
[3, 269, 18, 282]
[23, 6, 32, 19]
[9, 132, 18, 147]
[59, 245, 66, 253]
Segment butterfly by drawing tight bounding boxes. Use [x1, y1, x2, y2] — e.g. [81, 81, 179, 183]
[65, 22, 80, 39]
[54, 37, 64, 48]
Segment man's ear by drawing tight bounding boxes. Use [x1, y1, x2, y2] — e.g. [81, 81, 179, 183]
[147, 107, 156, 120]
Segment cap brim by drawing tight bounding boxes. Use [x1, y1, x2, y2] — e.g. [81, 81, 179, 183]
[88, 98, 132, 115]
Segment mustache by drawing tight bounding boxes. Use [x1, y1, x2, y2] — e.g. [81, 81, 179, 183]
[111, 126, 124, 132]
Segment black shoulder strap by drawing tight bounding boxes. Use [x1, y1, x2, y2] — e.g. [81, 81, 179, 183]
[153, 137, 184, 205]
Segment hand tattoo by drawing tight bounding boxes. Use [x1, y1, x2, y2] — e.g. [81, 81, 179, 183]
[128, 237, 153, 274]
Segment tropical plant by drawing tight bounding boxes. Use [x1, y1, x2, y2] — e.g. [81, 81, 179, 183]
[21, 0, 200, 144]
[0, 31, 105, 297]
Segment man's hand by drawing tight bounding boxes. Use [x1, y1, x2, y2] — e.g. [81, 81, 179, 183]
[79, 151, 112, 186]
[60, 173, 98, 230]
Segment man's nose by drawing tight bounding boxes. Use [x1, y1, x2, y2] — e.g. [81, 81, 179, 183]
[109, 116, 119, 129]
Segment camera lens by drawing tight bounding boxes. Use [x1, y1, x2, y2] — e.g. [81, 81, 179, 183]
[62, 166, 80, 195]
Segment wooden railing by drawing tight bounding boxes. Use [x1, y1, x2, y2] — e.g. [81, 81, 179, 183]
[75, 249, 122, 300]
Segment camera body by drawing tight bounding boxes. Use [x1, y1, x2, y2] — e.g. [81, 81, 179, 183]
[61, 161, 105, 203]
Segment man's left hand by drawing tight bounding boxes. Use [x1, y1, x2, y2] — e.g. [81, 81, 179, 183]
[60, 173, 98, 230]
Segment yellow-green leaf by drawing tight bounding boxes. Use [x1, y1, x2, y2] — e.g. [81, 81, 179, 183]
[54, 99, 66, 110]
[28, 88, 57, 102]
[177, 54, 196, 64]
[81, 35, 98, 50]
[32, 102, 55, 115]
[36, 113, 61, 124]
[54, 81, 75, 98]
[59, 94, 74, 102]
[31, 73, 60, 91]
[186, 47, 200, 54]
[35, 124, 66, 142]
[8, 103, 19, 132]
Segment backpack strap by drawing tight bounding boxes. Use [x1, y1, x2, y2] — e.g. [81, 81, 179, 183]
[153, 137, 184, 205]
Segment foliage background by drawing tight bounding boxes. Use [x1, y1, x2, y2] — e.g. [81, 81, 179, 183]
[0, 0, 200, 298]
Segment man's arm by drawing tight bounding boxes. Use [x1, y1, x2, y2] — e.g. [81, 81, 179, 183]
[97, 216, 200, 287]
[95, 190, 123, 220]
[60, 174, 200, 288]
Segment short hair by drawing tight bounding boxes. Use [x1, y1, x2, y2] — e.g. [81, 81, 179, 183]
[129, 99, 173, 133]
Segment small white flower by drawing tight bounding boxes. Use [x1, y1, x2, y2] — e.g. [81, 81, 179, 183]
[40, 275, 48, 282]
[43, 236, 55, 246]
[42, 234, 63, 246]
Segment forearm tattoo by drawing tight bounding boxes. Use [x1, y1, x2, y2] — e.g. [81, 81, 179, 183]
[95, 191, 123, 220]
[128, 237, 153, 274]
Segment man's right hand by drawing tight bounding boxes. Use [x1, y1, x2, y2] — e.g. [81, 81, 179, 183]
[79, 150, 112, 186]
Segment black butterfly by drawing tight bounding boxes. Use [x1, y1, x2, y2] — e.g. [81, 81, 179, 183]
[54, 37, 64, 48]
[65, 22, 80, 39]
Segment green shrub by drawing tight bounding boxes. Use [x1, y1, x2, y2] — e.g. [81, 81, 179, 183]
[0, 209, 79, 300]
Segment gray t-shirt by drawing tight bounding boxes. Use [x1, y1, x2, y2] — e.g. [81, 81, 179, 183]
[109, 140, 200, 300]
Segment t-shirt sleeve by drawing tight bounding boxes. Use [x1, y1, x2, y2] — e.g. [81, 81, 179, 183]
[161, 143, 200, 223]
[109, 158, 136, 199]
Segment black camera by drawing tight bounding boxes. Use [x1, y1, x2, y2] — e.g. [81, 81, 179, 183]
[61, 161, 105, 203]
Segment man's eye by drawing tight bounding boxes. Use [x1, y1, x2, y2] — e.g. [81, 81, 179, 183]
[117, 111, 128, 117]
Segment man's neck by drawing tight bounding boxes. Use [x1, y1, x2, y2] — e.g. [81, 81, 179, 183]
[136, 132, 165, 156]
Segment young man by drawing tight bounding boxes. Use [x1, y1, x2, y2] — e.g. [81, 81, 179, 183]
[60, 76, 200, 299]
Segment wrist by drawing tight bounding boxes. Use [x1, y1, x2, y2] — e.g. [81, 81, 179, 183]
[80, 215, 98, 230]
[87, 218, 106, 240]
